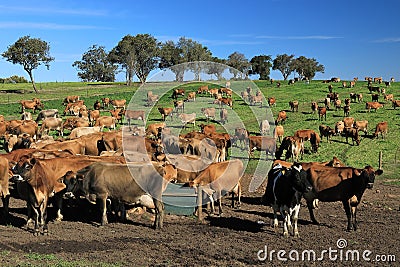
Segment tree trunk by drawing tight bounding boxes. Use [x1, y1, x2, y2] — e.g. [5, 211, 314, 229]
[28, 70, 38, 93]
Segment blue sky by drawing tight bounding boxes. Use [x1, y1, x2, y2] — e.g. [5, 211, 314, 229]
[0, 0, 399, 82]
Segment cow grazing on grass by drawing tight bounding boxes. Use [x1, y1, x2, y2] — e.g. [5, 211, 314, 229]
[179, 113, 196, 129]
[262, 163, 312, 237]
[275, 136, 304, 162]
[35, 109, 59, 123]
[365, 102, 384, 112]
[201, 108, 216, 122]
[158, 107, 174, 121]
[275, 111, 287, 125]
[373, 121, 388, 139]
[303, 165, 383, 231]
[354, 120, 368, 136]
[172, 88, 185, 99]
[189, 159, 243, 215]
[392, 100, 400, 109]
[40, 118, 63, 137]
[248, 136, 276, 160]
[63, 162, 176, 229]
[124, 110, 145, 129]
[20, 99, 44, 114]
[343, 105, 351, 117]
[319, 125, 335, 143]
[343, 127, 360, 145]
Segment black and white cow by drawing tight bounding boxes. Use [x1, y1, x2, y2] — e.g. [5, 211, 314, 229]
[262, 162, 312, 237]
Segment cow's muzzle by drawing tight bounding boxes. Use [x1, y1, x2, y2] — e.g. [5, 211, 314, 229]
[367, 183, 374, 189]
[64, 192, 75, 199]
[11, 174, 24, 182]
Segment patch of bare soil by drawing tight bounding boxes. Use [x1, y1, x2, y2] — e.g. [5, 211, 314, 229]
[0, 174, 399, 266]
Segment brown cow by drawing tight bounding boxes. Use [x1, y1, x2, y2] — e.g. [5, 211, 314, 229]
[275, 110, 287, 125]
[303, 165, 383, 230]
[319, 125, 335, 143]
[200, 124, 216, 136]
[392, 100, 400, 109]
[201, 108, 216, 122]
[0, 157, 10, 222]
[158, 107, 174, 121]
[13, 156, 125, 235]
[343, 117, 354, 128]
[88, 109, 100, 126]
[318, 107, 327, 121]
[343, 127, 360, 145]
[172, 88, 185, 99]
[102, 97, 110, 109]
[110, 99, 126, 110]
[384, 94, 394, 102]
[372, 121, 388, 139]
[248, 136, 276, 160]
[273, 125, 284, 143]
[40, 118, 63, 137]
[249, 95, 263, 107]
[189, 159, 243, 215]
[220, 108, 228, 124]
[365, 102, 384, 112]
[354, 120, 368, 136]
[289, 101, 299, 112]
[63, 95, 80, 105]
[343, 105, 351, 117]
[20, 99, 44, 114]
[94, 116, 116, 130]
[268, 97, 276, 107]
[124, 110, 145, 129]
[294, 129, 320, 153]
[186, 92, 196, 102]
[197, 85, 208, 94]
[63, 161, 176, 229]
[311, 102, 318, 114]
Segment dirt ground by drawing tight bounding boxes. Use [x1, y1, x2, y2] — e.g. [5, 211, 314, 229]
[0, 174, 399, 267]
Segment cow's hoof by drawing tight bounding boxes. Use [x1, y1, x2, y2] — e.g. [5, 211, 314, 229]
[283, 232, 289, 238]
[294, 232, 300, 238]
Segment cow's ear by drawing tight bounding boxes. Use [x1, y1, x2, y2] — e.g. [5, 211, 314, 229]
[353, 169, 362, 176]
[28, 158, 36, 165]
[375, 169, 383, 176]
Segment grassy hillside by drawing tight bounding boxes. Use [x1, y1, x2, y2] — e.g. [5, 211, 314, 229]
[1, 80, 399, 184]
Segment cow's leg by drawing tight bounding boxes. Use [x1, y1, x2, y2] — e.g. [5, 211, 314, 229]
[271, 204, 279, 229]
[307, 200, 319, 224]
[39, 198, 49, 235]
[30, 204, 40, 236]
[280, 205, 290, 237]
[1, 195, 10, 224]
[53, 195, 64, 222]
[342, 200, 353, 231]
[99, 197, 108, 226]
[153, 198, 164, 229]
[350, 196, 359, 230]
[291, 204, 301, 238]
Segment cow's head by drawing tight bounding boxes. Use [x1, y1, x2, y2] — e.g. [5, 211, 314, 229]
[288, 163, 313, 193]
[62, 170, 83, 199]
[355, 166, 383, 189]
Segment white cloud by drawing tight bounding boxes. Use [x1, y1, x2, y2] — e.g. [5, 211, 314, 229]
[0, 5, 107, 16]
[372, 37, 400, 43]
[255, 35, 343, 40]
[0, 21, 112, 30]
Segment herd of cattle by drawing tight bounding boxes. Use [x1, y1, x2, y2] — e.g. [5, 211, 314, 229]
[0, 79, 389, 238]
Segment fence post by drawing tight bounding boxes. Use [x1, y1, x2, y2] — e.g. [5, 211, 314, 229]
[379, 151, 383, 170]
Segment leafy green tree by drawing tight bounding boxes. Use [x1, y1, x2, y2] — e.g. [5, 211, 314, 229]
[159, 37, 212, 81]
[2, 35, 54, 93]
[250, 55, 272, 80]
[109, 35, 136, 86]
[72, 45, 117, 82]
[205, 57, 227, 80]
[227, 52, 251, 79]
[110, 34, 159, 85]
[159, 40, 186, 82]
[292, 56, 325, 80]
[177, 37, 212, 81]
[272, 54, 295, 80]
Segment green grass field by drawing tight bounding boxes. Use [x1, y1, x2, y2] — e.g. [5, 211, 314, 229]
[1, 79, 399, 184]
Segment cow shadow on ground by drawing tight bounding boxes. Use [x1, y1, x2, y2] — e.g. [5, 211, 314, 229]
[1, 208, 27, 228]
[302, 111, 313, 115]
[206, 216, 264, 233]
[305, 118, 318, 121]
